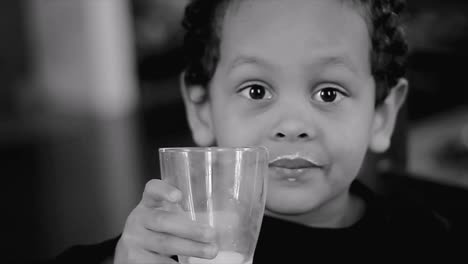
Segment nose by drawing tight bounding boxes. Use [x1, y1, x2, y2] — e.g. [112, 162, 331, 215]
[271, 118, 316, 142]
[269, 90, 319, 142]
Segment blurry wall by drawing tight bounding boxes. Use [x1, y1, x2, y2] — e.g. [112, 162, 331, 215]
[404, 0, 468, 188]
[4, 0, 146, 263]
[27, 0, 138, 119]
[0, 0, 29, 118]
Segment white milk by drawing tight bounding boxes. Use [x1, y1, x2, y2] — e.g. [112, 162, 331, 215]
[186, 250, 250, 264]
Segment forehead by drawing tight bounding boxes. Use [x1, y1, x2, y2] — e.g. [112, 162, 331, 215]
[218, 0, 371, 74]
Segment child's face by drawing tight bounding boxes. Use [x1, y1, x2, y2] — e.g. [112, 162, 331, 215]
[184, 0, 406, 220]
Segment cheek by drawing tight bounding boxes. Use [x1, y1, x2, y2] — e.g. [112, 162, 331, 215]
[212, 110, 267, 147]
[327, 113, 374, 175]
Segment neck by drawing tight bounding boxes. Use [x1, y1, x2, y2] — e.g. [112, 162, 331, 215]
[265, 190, 365, 228]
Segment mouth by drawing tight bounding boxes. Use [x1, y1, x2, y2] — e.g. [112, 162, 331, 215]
[269, 155, 324, 182]
[269, 154, 323, 169]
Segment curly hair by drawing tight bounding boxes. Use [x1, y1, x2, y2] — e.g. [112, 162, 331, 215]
[182, 0, 408, 105]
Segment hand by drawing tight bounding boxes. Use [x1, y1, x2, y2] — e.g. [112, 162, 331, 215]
[114, 179, 218, 263]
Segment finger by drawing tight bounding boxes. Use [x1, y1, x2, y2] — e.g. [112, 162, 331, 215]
[142, 231, 218, 260]
[127, 248, 179, 264]
[115, 238, 179, 264]
[144, 210, 216, 243]
[141, 179, 182, 208]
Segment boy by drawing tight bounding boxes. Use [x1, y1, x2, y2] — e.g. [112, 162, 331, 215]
[113, 0, 453, 262]
[51, 0, 453, 263]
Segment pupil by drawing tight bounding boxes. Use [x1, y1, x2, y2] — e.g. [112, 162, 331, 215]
[250, 85, 265, 99]
[320, 89, 337, 102]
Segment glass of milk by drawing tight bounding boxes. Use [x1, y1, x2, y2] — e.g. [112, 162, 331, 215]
[159, 147, 268, 264]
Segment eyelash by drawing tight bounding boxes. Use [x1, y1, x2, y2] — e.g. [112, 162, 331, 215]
[312, 85, 349, 103]
[236, 81, 349, 103]
[237, 81, 273, 100]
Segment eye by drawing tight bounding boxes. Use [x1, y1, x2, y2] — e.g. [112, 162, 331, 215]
[312, 87, 347, 103]
[238, 82, 273, 100]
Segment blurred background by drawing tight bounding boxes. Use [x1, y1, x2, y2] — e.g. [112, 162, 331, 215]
[1, 0, 468, 263]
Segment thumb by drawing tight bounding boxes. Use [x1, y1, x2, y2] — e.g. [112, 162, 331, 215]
[141, 179, 182, 208]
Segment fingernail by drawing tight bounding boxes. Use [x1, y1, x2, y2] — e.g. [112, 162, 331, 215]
[203, 227, 216, 241]
[169, 190, 181, 202]
[204, 244, 218, 258]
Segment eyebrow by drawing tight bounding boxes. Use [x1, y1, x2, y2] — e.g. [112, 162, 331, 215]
[228, 54, 360, 75]
[228, 56, 275, 72]
[317, 56, 359, 75]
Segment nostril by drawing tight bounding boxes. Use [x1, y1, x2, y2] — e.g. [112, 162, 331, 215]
[276, 132, 286, 138]
[298, 133, 308, 139]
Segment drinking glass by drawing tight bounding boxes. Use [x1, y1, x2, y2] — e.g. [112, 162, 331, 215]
[159, 147, 268, 264]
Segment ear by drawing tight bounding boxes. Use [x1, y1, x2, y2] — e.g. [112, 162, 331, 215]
[179, 72, 215, 146]
[370, 78, 408, 153]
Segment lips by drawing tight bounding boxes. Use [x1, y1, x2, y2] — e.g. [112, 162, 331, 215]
[268, 155, 324, 183]
[269, 156, 322, 169]
[269, 158, 318, 169]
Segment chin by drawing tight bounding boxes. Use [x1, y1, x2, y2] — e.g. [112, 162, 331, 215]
[266, 204, 313, 216]
[265, 187, 325, 215]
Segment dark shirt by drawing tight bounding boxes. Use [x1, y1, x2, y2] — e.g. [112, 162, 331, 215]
[45, 180, 454, 264]
[254, 181, 452, 263]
